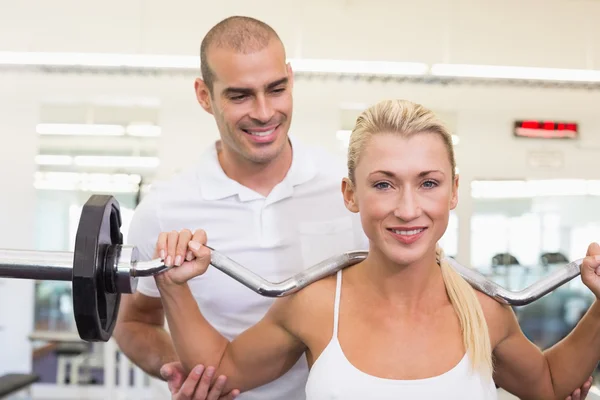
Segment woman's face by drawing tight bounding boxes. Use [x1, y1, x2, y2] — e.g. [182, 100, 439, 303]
[343, 132, 458, 266]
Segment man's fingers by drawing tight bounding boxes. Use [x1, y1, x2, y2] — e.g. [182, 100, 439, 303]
[222, 389, 240, 400]
[193, 366, 214, 399]
[204, 375, 228, 400]
[177, 365, 204, 399]
[581, 376, 593, 397]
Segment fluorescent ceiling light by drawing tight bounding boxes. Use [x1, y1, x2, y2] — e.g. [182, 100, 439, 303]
[4, 51, 598, 83]
[34, 171, 142, 193]
[37, 123, 125, 136]
[0, 51, 427, 76]
[36, 154, 159, 168]
[36, 122, 161, 137]
[471, 179, 597, 199]
[73, 155, 159, 168]
[290, 59, 428, 76]
[0, 51, 198, 70]
[431, 63, 600, 83]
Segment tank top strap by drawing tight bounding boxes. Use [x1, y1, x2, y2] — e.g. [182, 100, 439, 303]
[333, 270, 343, 337]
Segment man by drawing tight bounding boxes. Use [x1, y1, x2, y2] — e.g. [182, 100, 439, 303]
[113, 15, 594, 400]
[114, 15, 365, 400]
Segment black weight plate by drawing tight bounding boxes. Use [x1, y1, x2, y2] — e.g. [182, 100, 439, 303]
[73, 195, 123, 342]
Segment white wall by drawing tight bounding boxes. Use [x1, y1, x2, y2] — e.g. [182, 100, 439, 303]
[0, 76, 38, 375]
[2, 0, 600, 375]
[2, 0, 600, 69]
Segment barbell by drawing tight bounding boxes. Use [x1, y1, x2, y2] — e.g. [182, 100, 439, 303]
[0, 195, 587, 343]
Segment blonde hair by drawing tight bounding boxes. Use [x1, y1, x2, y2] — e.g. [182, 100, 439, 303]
[347, 99, 493, 376]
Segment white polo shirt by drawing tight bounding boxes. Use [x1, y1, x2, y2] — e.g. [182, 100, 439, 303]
[128, 136, 368, 400]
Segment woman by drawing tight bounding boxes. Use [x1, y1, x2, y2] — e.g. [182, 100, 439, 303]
[154, 99, 600, 399]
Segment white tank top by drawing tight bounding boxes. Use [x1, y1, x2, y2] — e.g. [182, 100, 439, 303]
[305, 271, 498, 400]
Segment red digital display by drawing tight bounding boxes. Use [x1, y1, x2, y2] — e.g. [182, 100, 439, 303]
[514, 120, 578, 139]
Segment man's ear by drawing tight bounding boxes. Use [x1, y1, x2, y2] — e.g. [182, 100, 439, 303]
[342, 178, 359, 213]
[286, 62, 294, 90]
[194, 78, 214, 115]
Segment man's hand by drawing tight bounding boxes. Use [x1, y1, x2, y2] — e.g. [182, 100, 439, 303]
[160, 362, 240, 400]
[565, 376, 593, 400]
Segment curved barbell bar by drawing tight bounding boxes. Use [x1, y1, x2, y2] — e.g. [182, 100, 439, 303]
[133, 248, 584, 305]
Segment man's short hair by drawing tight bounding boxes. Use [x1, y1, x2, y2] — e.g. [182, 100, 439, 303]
[200, 16, 282, 93]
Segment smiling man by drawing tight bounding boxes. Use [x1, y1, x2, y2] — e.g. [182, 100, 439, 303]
[113, 15, 368, 400]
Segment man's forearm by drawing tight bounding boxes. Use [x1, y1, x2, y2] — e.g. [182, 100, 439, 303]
[544, 300, 600, 397]
[114, 321, 178, 378]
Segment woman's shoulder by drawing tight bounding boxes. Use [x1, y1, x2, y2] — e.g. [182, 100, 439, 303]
[271, 272, 340, 337]
[286, 272, 339, 313]
[474, 290, 517, 346]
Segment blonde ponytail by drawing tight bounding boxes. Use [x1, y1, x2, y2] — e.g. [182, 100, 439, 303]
[437, 246, 493, 378]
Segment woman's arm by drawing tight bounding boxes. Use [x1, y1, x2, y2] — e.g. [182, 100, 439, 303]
[492, 302, 600, 399]
[155, 229, 307, 394]
[492, 243, 600, 399]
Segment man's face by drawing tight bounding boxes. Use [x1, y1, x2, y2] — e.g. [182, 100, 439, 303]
[196, 40, 293, 165]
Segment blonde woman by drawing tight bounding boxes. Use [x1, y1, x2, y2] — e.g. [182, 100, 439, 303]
[154, 99, 600, 399]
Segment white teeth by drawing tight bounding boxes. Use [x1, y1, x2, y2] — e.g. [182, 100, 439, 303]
[246, 128, 275, 137]
[392, 229, 424, 236]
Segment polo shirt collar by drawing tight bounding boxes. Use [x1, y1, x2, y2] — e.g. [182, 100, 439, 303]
[198, 135, 317, 202]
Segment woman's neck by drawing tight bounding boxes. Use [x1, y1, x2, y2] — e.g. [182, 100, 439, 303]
[351, 247, 449, 315]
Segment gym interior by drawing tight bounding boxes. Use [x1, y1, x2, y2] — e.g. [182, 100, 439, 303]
[2, 0, 600, 399]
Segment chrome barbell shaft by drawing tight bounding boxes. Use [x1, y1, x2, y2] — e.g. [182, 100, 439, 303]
[0, 249, 73, 281]
[0, 246, 585, 306]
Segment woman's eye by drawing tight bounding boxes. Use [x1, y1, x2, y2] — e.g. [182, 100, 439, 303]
[374, 182, 391, 190]
[422, 180, 438, 189]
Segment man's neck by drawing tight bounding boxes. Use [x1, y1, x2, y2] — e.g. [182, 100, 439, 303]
[216, 140, 293, 197]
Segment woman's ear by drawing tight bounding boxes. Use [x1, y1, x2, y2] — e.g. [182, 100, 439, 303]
[342, 178, 359, 213]
[450, 174, 459, 210]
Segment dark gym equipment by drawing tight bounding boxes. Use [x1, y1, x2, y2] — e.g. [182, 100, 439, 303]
[541, 252, 569, 266]
[0, 373, 39, 398]
[0, 195, 591, 342]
